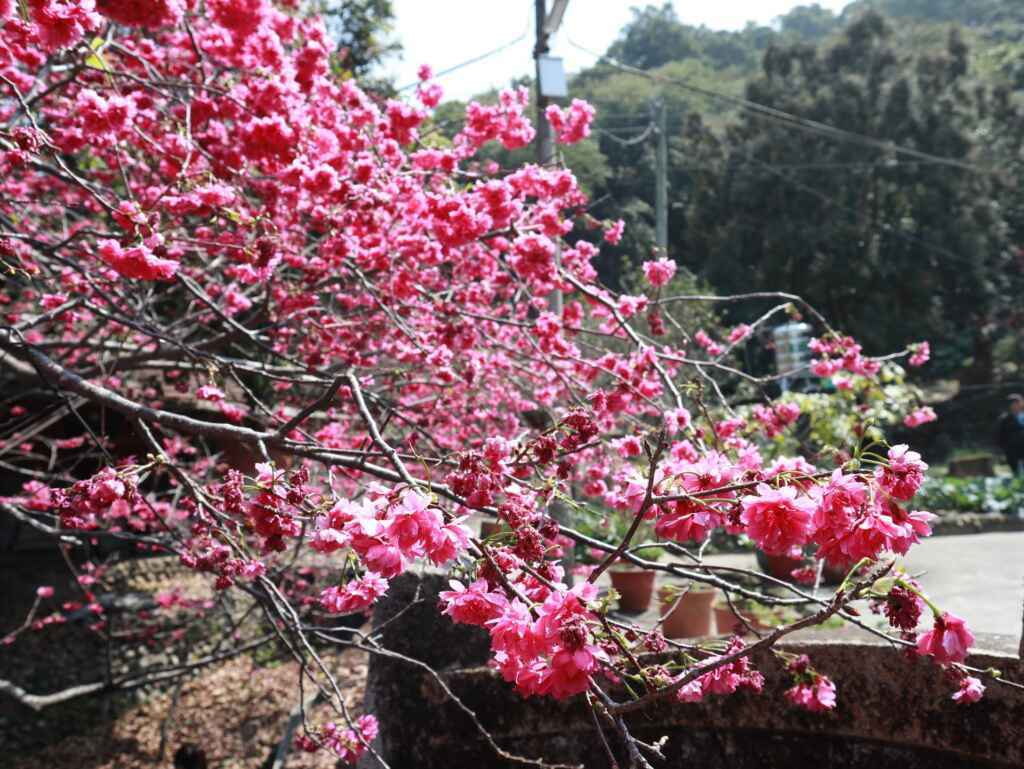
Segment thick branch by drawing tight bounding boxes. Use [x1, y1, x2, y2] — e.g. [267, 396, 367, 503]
[0, 330, 273, 443]
[0, 635, 274, 711]
[0, 679, 105, 712]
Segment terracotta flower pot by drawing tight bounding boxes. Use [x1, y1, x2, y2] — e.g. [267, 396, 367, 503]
[609, 569, 655, 613]
[659, 586, 716, 638]
[757, 550, 807, 581]
[479, 520, 504, 539]
[821, 561, 848, 586]
[714, 603, 769, 635]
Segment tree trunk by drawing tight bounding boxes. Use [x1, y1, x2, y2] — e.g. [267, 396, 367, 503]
[961, 327, 995, 387]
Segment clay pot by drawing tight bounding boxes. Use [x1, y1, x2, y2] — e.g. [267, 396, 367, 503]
[757, 550, 807, 581]
[609, 569, 656, 613]
[714, 603, 768, 635]
[479, 520, 504, 539]
[821, 561, 848, 586]
[659, 586, 716, 638]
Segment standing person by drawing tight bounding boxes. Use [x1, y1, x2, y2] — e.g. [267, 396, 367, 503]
[996, 394, 1024, 476]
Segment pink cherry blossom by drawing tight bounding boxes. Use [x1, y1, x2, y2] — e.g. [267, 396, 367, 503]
[29, 0, 101, 52]
[604, 219, 624, 245]
[877, 444, 928, 501]
[97, 240, 179, 281]
[611, 435, 643, 458]
[728, 324, 752, 344]
[908, 341, 930, 367]
[903, 407, 937, 428]
[740, 484, 815, 556]
[917, 611, 974, 664]
[664, 407, 691, 434]
[439, 579, 508, 627]
[642, 258, 676, 288]
[693, 329, 724, 358]
[952, 676, 985, 704]
[320, 574, 389, 614]
[785, 676, 837, 712]
[545, 99, 596, 145]
[323, 714, 378, 765]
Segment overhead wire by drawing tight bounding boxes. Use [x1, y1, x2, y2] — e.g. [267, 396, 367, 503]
[737, 152, 993, 271]
[591, 102, 985, 170]
[564, 34, 994, 175]
[595, 121, 656, 145]
[590, 107, 973, 172]
[582, 111, 989, 269]
[397, 6, 533, 93]
[562, 34, 1004, 269]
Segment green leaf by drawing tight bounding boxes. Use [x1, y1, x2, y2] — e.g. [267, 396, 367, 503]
[872, 576, 897, 595]
[85, 37, 110, 72]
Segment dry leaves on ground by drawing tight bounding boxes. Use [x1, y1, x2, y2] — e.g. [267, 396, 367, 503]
[11, 648, 368, 769]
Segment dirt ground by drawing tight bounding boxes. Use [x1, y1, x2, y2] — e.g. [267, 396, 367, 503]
[8, 649, 368, 769]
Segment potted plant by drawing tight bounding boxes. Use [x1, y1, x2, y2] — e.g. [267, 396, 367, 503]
[588, 516, 663, 614]
[756, 546, 808, 581]
[714, 597, 773, 635]
[609, 564, 656, 613]
[658, 582, 717, 638]
[479, 518, 506, 540]
[608, 543, 663, 613]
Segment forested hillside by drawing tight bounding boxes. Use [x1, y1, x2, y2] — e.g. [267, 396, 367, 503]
[527, 1, 1024, 380]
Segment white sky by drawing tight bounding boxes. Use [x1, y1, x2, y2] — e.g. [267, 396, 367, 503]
[379, 1, 851, 100]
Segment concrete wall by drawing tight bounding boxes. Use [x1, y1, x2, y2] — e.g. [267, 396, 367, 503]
[362, 572, 1024, 769]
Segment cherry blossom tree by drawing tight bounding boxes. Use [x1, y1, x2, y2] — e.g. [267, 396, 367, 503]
[0, 2, 1004, 766]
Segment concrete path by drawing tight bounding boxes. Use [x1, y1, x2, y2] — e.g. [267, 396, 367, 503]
[899, 531, 1024, 637]
[698, 532, 1024, 637]
[469, 513, 1024, 637]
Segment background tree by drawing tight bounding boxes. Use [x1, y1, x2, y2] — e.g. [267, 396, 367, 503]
[777, 4, 841, 41]
[531, 2, 1024, 381]
[315, 0, 399, 80]
[681, 12, 1023, 379]
[0, 2, 1014, 766]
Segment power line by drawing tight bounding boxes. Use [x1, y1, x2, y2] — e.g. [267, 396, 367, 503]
[591, 113, 973, 170]
[565, 35, 993, 175]
[559, 32, 1001, 271]
[588, 116, 993, 270]
[595, 122, 656, 145]
[397, 8, 532, 92]
[592, 124, 654, 131]
[738, 152, 992, 271]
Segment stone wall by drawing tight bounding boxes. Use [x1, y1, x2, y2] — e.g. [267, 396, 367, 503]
[361, 572, 1024, 769]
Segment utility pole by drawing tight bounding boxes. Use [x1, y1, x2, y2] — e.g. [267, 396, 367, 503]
[534, 0, 562, 316]
[533, 0, 573, 584]
[534, 0, 555, 168]
[654, 98, 668, 256]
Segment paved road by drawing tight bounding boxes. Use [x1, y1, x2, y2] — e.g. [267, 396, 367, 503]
[899, 531, 1024, 637]
[699, 532, 1024, 637]
[472, 510, 1024, 637]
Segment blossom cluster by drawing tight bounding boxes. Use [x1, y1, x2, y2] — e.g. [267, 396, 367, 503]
[442, 579, 607, 700]
[593, 442, 934, 573]
[312, 487, 471, 611]
[782, 655, 837, 713]
[0, 0, 983, 749]
[674, 637, 766, 703]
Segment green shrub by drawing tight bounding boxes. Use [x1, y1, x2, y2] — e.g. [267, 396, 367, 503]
[916, 475, 1024, 515]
